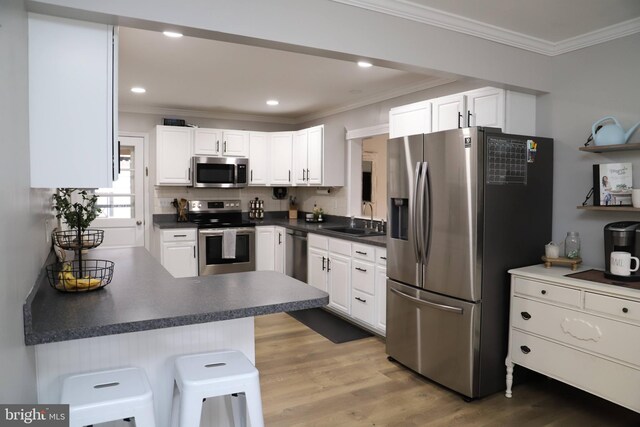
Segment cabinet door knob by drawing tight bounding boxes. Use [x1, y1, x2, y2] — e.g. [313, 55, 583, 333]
[136, 220, 142, 225]
[457, 112, 462, 129]
[322, 256, 326, 271]
[541, 290, 547, 295]
[521, 312, 531, 320]
[355, 296, 367, 303]
[622, 307, 629, 314]
[520, 345, 531, 354]
[355, 250, 367, 255]
[355, 267, 367, 272]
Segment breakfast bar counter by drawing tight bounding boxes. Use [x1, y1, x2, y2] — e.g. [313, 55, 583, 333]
[24, 247, 328, 425]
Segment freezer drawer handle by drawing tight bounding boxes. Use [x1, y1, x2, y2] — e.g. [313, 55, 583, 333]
[521, 312, 531, 320]
[390, 288, 463, 314]
[520, 345, 531, 354]
[355, 296, 367, 303]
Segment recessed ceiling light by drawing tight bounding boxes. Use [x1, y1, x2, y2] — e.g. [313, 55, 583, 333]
[131, 87, 146, 94]
[357, 61, 373, 68]
[163, 31, 183, 38]
[266, 100, 279, 106]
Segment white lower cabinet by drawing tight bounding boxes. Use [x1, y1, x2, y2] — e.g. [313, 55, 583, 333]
[308, 233, 386, 334]
[158, 229, 197, 278]
[506, 266, 640, 413]
[255, 226, 286, 272]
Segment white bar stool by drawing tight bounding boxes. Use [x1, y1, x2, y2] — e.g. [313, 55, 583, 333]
[172, 350, 264, 427]
[60, 367, 156, 427]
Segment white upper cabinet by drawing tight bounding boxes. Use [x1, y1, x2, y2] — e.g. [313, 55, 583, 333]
[193, 128, 222, 156]
[465, 87, 505, 129]
[155, 126, 193, 185]
[270, 132, 293, 185]
[389, 87, 536, 138]
[389, 100, 432, 138]
[222, 130, 249, 157]
[248, 132, 269, 186]
[29, 14, 118, 188]
[293, 125, 323, 185]
[432, 93, 466, 132]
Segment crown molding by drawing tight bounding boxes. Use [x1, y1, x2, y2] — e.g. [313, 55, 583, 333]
[295, 76, 457, 124]
[331, 0, 640, 56]
[118, 105, 299, 125]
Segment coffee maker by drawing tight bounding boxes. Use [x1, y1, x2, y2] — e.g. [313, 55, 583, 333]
[604, 221, 640, 279]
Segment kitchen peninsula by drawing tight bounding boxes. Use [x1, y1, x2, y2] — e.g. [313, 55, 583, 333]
[24, 247, 328, 425]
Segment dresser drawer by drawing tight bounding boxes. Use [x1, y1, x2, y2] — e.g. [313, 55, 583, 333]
[585, 292, 640, 324]
[510, 330, 640, 413]
[351, 289, 375, 326]
[511, 296, 640, 367]
[162, 229, 196, 242]
[352, 260, 375, 295]
[513, 277, 581, 307]
[352, 243, 375, 262]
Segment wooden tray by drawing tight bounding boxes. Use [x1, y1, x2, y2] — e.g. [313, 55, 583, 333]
[541, 256, 582, 271]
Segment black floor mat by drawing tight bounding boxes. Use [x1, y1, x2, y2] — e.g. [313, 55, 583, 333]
[287, 308, 373, 343]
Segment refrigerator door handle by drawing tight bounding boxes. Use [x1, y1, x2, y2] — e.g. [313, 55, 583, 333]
[420, 162, 430, 266]
[412, 162, 422, 262]
[390, 288, 464, 315]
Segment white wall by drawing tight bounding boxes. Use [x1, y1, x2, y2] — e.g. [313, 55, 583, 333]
[537, 33, 640, 267]
[0, 0, 54, 403]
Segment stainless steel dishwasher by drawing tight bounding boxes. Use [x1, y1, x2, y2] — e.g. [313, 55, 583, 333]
[285, 229, 307, 283]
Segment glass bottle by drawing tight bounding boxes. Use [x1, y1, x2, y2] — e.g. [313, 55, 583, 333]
[565, 232, 580, 259]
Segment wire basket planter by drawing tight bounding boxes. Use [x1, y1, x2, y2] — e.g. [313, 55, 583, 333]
[52, 229, 104, 250]
[46, 259, 114, 292]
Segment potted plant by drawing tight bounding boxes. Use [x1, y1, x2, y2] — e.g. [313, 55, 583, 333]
[52, 188, 103, 250]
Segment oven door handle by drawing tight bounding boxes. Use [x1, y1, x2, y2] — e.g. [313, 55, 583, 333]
[198, 228, 255, 236]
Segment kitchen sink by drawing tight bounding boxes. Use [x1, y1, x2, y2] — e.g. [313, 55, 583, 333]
[324, 226, 385, 237]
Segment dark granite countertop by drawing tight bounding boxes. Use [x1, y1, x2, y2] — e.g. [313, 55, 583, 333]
[24, 247, 328, 345]
[153, 214, 387, 247]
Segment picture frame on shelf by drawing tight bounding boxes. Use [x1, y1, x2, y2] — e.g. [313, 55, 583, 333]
[593, 163, 633, 206]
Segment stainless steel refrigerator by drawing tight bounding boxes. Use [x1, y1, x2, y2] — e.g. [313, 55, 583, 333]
[386, 127, 553, 399]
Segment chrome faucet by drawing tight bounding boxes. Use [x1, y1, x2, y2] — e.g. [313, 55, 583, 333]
[363, 202, 374, 228]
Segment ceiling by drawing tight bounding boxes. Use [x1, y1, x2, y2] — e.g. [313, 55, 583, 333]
[118, 27, 450, 123]
[120, 1, 640, 122]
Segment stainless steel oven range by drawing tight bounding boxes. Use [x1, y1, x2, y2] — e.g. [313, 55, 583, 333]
[189, 199, 255, 276]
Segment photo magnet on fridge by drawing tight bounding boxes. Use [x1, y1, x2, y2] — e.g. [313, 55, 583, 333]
[593, 163, 633, 206]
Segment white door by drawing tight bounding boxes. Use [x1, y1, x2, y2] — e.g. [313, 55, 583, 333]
[270, 132, 293, 185]
[389, 100, 432, 138]
[162, 242, 197, 278]
[432, 94, 465, 132]
[466, 88, 505, 129]
[93, 136, 145, 247]
[194, 128, 222, 156]
[328, 252, 351, 315]
[255, 226, 275, 271]
[308, 247, 328, 291]
[307, 125, 323, 184]
[156, 126, 192, 185]
[222, 130, 249, 157]
[249, 132, 269, 185]
[293, 130, 308, 184]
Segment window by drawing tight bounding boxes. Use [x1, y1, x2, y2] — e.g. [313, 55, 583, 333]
[95, 147, 136, 219]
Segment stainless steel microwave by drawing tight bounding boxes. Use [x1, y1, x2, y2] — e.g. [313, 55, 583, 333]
[192, 156, 248, 188]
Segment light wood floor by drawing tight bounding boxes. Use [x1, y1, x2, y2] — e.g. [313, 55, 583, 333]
[255, 312, 640, 427]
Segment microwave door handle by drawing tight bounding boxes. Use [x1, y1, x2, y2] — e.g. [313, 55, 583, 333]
[420, 162, 430, 266]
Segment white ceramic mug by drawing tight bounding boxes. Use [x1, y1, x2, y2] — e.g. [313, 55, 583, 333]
[544, 242, 560, 258]
[632, 189, 640, 208]
[610, 251, 640, 276]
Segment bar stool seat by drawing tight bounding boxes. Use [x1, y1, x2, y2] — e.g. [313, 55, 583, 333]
[61, 367, 156, 427]
[172, 350, 264, 427]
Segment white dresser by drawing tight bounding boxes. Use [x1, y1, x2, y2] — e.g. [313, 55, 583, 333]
[506, 265, 640, 413]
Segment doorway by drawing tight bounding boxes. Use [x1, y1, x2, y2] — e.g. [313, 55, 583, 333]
[93, 135, 145, 247]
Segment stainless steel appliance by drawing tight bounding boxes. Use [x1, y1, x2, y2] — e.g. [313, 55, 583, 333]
[192, 156, 248, 188]
[386, 127, 553, 399]
[189, 199, 255, 275]
[286, 229, 307, 282]
[604, 221, 640, 279]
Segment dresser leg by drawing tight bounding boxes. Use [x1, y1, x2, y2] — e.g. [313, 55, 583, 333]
[505, 358, 514, 398]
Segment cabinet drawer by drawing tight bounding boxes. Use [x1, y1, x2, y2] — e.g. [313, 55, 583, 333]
[162, 229, 197, 242]
[329, 238, 351, 256]
[375, 247, 387, 266]
[309, 233, 328, 250]
[585, 292, 640, 324]
[513, 277, 581, 307]
[510, 330, 640, 412]
[352, 243, 375, 262]
[511, 296, 640, 367]
[352, 260, 375, 295]
[352, 289, 375, 326]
